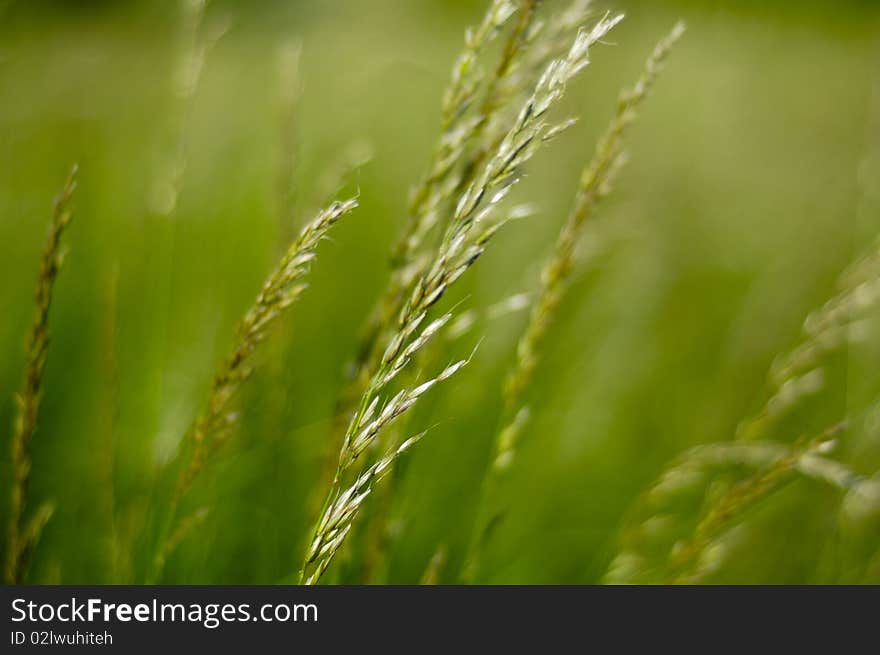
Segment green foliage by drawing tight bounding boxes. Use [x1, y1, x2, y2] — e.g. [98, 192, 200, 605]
[1, 0, 878, 584]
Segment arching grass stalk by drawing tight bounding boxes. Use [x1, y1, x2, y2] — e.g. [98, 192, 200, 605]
[344, 0, 518, 384]
[356, 290, 533, 583]
[342, 0, 595, 401]
[318, 2, 524, 501]
[300, 13, 624, 585]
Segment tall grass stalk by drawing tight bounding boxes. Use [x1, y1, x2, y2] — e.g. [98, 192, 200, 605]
[4, 165, 77, 585]
[308, 0, 548, 560]
[175, 197, 357, 496]
[460, 23, 684, 582]
[313, 5, 592, 546]
[342, 0, 552, 583]
[356, 290, 533, 583]
[341, 0, 596, 402]
[300, 13, 624, 584]
[501, 21, 685, 470]
[319, 2, 524, 495]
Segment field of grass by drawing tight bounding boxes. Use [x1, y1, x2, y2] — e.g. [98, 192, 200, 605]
[1, 0, 879, 584]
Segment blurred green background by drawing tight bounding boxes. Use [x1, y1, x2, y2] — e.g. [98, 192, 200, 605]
[1, 0, 878, 584]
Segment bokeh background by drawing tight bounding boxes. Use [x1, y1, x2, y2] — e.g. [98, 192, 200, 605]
[1, 0, 879, 584]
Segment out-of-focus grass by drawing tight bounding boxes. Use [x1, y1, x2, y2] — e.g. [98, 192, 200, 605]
[0, 0, 878, 583]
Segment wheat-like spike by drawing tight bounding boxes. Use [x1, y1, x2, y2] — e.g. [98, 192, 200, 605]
[432, 1, 594, 289]
[478, 0, 542, 119]
[430, 0, 546, 232]
[391, 0, 519, 275]
[441, 1, 591, 257]
[315, 1, 525, 521]
[496, 22, 685, 472]
[457, 23, 681, 583]
[316, 10, 544, 551]
[479, 0, 593, 161]
[5, 165, 77, 585]
[355, 285, 533, 583]
[603, 433, 859, 584]
[443, 0, 519, 120]
[337, 1, 523, 403]
[385, 15, 623, 412]
[416, 13, 624, 304]
[173, 197, 357, 502]
[301, 14, 622, 585]
[342, 0, 541, 392]
[302, 433, 427, 585]
[356, 289, 533, 583]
